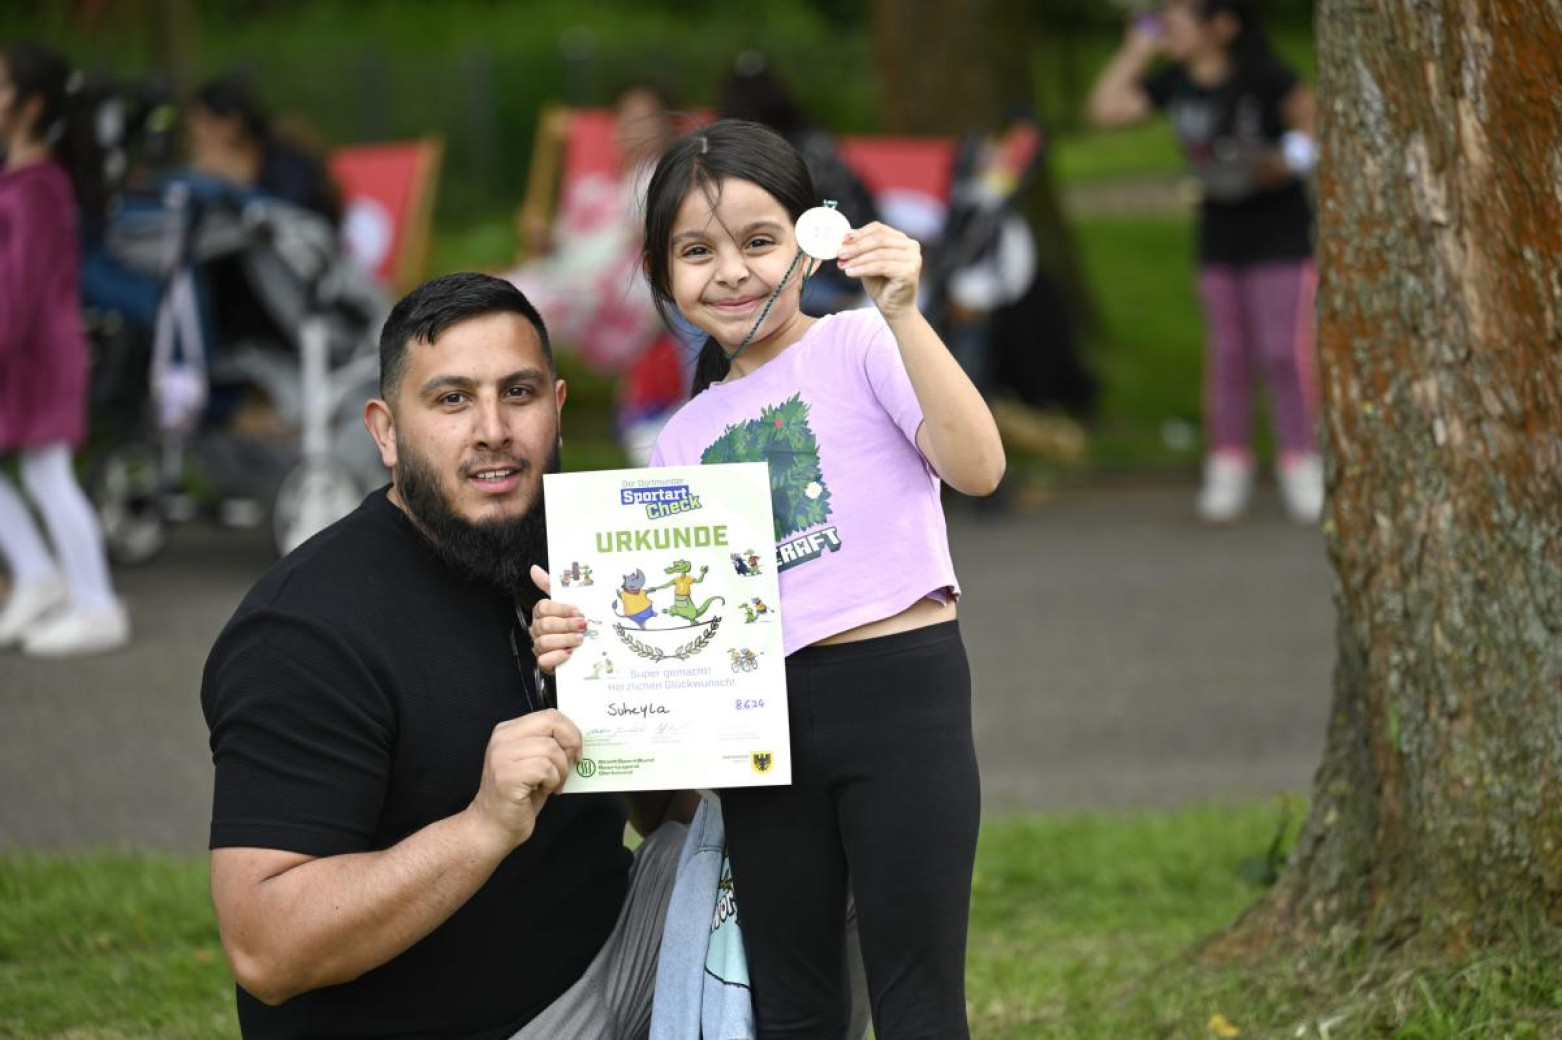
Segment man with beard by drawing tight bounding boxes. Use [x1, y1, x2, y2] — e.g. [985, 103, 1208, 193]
[201, 273, 692, 1038]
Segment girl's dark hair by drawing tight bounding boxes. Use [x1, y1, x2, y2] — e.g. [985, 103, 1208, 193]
[1195, 0, 1278, 74]
[1, 43, 107, 218]
[193, 73, 272, 146]
[641, 119, 815, 396]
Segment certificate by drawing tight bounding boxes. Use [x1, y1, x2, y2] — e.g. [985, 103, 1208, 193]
[543, 463, 790, 793]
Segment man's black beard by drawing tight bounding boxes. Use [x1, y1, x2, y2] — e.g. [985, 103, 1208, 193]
[394, 438, 560, 599]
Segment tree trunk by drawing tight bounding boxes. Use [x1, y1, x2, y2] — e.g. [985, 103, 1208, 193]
[1237, 0, 1562, 950]
[869, 0, 1098, 338]
[148, 0, 201, 97]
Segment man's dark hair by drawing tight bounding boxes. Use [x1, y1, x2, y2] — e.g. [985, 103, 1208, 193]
[378, 272, 554, 399]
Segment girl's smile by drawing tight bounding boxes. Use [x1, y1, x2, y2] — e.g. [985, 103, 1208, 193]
[706, 294, 765, 312]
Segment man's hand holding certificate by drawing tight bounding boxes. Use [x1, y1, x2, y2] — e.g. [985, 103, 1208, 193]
[537, 463, 790, 793]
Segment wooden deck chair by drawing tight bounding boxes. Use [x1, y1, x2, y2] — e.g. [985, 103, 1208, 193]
[514, 105, 724, 263]
[330, 137, 444, 294]
[838, 135, 959, 241]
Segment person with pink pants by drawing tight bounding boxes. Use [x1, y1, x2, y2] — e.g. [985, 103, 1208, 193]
[1089, 0, 1324, 523]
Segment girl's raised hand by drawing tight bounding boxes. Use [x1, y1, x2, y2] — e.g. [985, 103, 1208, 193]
[835, 222, 921, 323]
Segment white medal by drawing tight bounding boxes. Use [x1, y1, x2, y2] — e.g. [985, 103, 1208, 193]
[794, 204, 852, 261]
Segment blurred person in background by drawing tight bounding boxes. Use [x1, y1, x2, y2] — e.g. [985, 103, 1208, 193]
[0, 42, 130, 657]
[717, 51, 879, 317]
[1089, 0, 1323, 523]
[185, 72, 341, 225]
[924, 109, 1094, 476]
[507, 82, 684, 465]
[80, 71, 343, 344]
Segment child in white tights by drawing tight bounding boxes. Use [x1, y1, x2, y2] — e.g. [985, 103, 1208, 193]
[0, 44, 129, 656]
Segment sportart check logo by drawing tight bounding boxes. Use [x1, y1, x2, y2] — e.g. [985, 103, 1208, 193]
[576, 759, 598, 778]
[620, 483, 702, 520]
[751, 751, 773, 774]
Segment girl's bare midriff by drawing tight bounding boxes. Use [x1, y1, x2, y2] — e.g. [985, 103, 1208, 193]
[813, 595, 956, 646]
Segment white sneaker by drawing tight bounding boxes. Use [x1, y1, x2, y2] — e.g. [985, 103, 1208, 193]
[1278, 453, 1325, 524]
[21, 600, 131, 659]
[1196, 453, 1254, 523]
[0, 576, 69, 648]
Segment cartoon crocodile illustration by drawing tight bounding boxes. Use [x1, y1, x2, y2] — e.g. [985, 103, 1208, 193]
[740, 597, 772, 624]
[652, 560, 724, 623]
[614, 569, 656, 628]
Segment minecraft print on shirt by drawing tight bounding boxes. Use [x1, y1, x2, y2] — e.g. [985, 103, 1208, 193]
[700, 393, 842, 572]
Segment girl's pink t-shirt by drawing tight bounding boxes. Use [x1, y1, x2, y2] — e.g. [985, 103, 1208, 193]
[650, 307, 959, 656]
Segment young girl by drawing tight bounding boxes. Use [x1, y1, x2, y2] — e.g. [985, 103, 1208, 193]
[534, 119, 1004, 1037]
[0, 43, 129, 657]
[1089, 0, 1323, 523]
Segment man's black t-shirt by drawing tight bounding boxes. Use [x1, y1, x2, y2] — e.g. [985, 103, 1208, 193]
[202, 487, 631, 1039]
[1143, 60, 1313, 266]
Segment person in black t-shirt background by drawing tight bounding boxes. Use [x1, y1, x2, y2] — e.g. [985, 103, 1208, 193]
[1089, 0, 1325, 525]
[202, 272, 694, 1038]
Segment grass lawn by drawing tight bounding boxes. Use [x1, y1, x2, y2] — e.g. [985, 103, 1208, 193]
[5, 800, 1560, 1038]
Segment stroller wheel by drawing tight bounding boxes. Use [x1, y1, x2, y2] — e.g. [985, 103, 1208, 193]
[273, 459, 361, 557]
[88, 440, 170, 566]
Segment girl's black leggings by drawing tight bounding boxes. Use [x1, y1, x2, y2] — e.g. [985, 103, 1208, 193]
[720, 620, 980, 1039]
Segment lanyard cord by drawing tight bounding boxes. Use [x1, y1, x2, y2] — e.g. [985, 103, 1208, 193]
[723, 248, 812, 364]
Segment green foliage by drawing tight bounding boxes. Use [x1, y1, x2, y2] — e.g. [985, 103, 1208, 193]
[0, 3, 1315, 223]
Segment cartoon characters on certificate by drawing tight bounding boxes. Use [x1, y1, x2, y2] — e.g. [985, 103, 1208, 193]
[583, 653, 616, 680]
[558, 562, 594, 587]
[594, 558, 727, 663]
[658, 560, 724, 623]
[730, 549, 765, 576]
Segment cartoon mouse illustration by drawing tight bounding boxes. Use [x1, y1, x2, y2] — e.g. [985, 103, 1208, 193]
[614, 569, 656, 628]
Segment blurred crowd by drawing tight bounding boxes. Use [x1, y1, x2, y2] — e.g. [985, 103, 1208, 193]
[0, 0, 1321, 658]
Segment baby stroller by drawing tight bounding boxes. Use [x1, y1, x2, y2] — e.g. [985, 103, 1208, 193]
[88, 178, 389, 561]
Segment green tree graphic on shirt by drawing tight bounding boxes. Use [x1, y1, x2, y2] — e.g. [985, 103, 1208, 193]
[701, 393, 833, 540]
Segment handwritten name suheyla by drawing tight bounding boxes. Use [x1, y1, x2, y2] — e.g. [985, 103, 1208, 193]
[607, 702, 671, 718]
[595, 525, 730, 553]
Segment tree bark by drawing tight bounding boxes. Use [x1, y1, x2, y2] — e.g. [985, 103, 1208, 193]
[869, 0, 1099, 337]
[148, 0, 201, 97]
[1236, 0, 1562, 951]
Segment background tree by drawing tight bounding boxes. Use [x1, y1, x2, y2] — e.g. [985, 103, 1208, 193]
[1233, 0, 1562, 950]
[869, 0, 1098, 336]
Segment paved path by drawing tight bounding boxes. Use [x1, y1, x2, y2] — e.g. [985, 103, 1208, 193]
[0, 479, 1334, 851]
